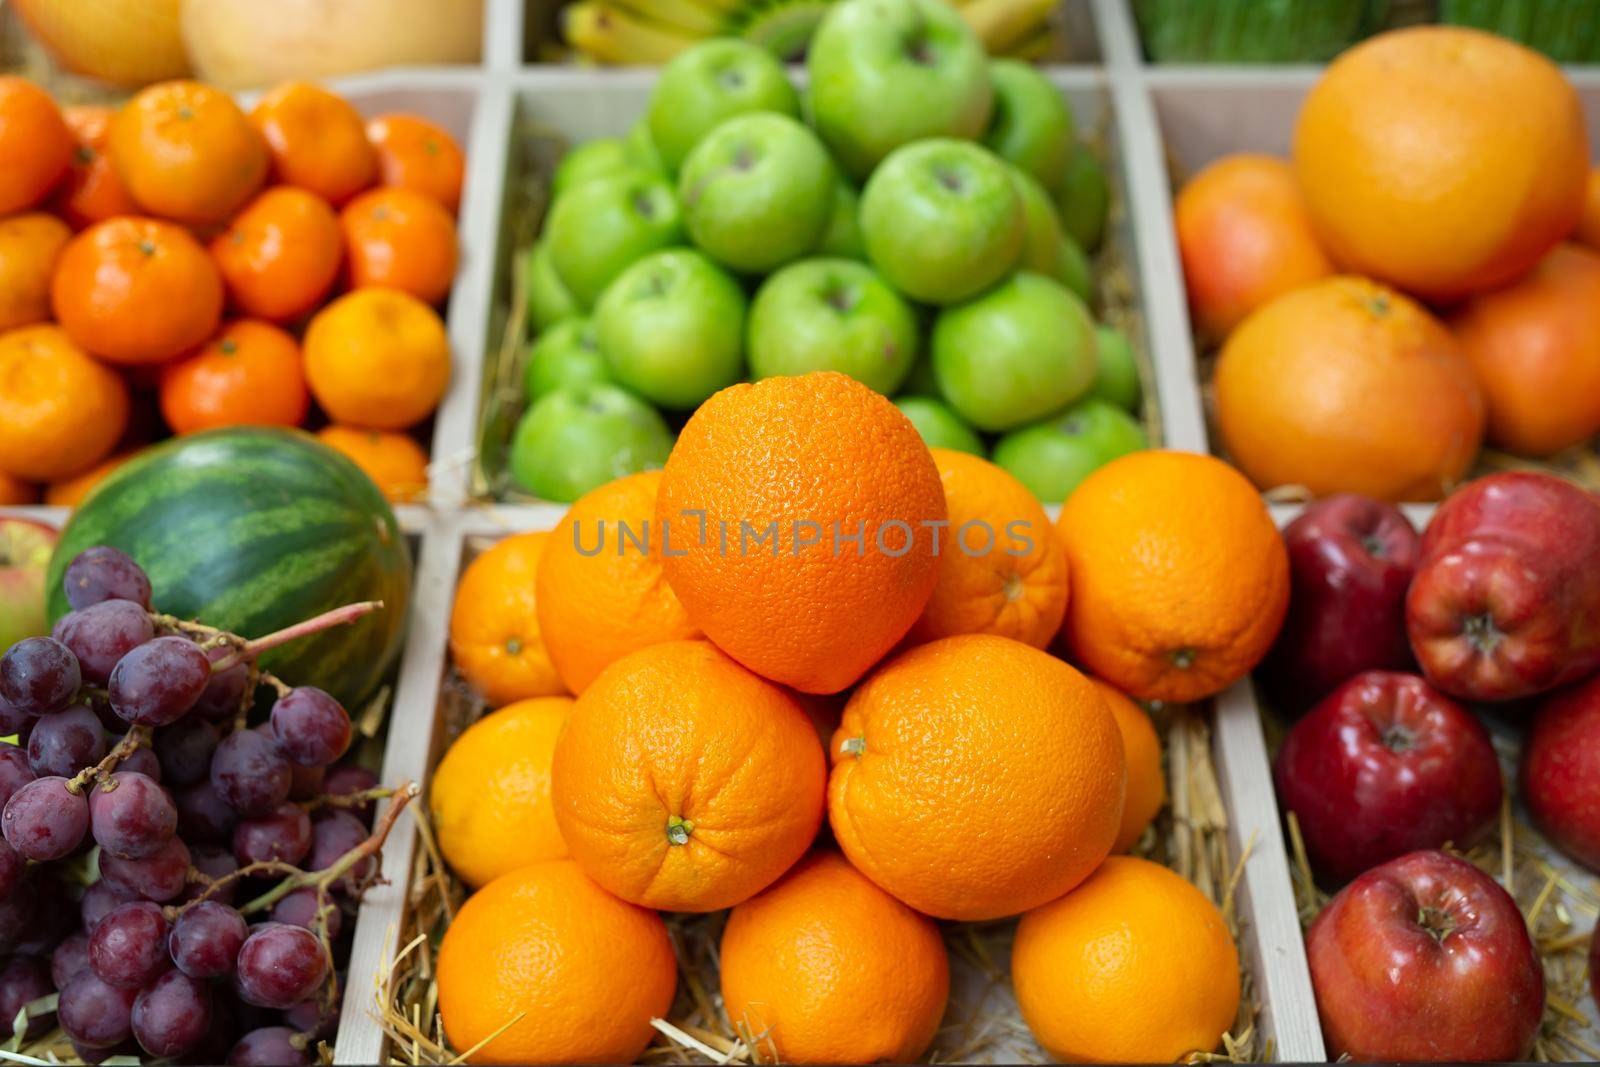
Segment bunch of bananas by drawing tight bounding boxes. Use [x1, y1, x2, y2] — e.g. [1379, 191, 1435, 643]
[562, 0, 1061, 64]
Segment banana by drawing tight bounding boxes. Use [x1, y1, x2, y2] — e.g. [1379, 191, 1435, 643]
[958, 0, 1056, 54]
[562, 2, 702, 64]
[606, 0, 731, 36]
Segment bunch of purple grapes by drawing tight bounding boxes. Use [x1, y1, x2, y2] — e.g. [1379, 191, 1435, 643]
[0, 547, 392, 1064]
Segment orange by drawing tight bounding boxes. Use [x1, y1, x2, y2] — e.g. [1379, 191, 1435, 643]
[720, 852, 949, 1064]
[550, 639, 825, 912]
[339, 187, 458, 305]
[51, 216, 224, 366]
[0, 471, 38, 506]
[1091, 678, 1165, 853]
[1449, 243, 1600, 457]
[1175, 153, 1333, 342]
[1012, 856, 1240, 1063]
[431, 696, 573, 889]
[108, 80, 269, 225]
[436, 859, 676, 1066]
[302, 288, 449, 430]
[658, 372, 945, 694]
[210, 186, 343, 324]
[249, 81, 377, 206]
[1293, 27, 1588, 302]
[316, 426, 430, 504]
[0, 213, 71, 333]
[536, 471, 701, 693]
[52, 105, 139, 229]
[158, 319, 308, 435]
[367, 112, 466, 214]
[1057, 451, 1288, 703]
[1214, 276, 1485, 502]
[906, 447, 1067, 649]
[44, 450, 137, 509]
[449, 532, 566, 706]
[0, 76, 72, 215]
[1580, 167, 1600, 250]
[828, 634, 1124, 921]
[0, 325, 129, 482]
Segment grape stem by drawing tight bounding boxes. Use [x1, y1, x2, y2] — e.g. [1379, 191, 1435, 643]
[206, 601, 384, 675]
[65, 725, 152, 795]
[299, 784, 395, 813]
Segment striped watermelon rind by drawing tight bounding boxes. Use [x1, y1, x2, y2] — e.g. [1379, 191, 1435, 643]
[45, 427, 413, 708]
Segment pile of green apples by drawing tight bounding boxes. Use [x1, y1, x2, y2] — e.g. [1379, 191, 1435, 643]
[514, 0, 1146, 504]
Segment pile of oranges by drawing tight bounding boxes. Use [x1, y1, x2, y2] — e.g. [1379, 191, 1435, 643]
[428, 370, 1290, 1064]
[1176, 26, 1600, 502]
[0, 74, 465, 507]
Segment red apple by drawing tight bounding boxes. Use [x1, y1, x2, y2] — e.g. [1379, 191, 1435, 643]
[1275, 671, 1501, 884]
[1259, 494, 1419, 712]
[1307, 849, 1544, 1061]
[1407, 471, 1600, 702]
[1521, 671, 1600, 872]
[0, 516, 58, 653]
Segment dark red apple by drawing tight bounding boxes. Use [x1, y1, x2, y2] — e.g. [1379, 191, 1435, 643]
[1259, 494, 1419, 711]
[1307, 849, 1544, 1061]
[1274, 671, 1501, 884]
[1521, 671, 1600, 872]
[1407, 471, 1600, 702]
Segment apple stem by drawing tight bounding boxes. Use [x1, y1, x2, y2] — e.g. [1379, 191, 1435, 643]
[1461, 613, 1503, 655]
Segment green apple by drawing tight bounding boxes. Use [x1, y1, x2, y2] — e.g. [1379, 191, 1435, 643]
[1010, 164, 1062, 274]
[1090, 324, 1142, 412]
[525, 318, 613, 401]
[894, 395, 984, 456]
[1056, 234, 1092, 304]
[932, 271, 1097, 431]
[594, 248, 746, 410]
[510, 383, 674, 503]
[992, 398, 1147, 503]
[901, 351, 940, 396]
[748, 258, 917, 394]
[524, 240, 581, 330]
[985, 60, 1075, 190]
[646, 39, 800, 174]
[552, 138, 632, 198]
[624, 120, 667, 174]
[545, 170, 683, 308]
[816, 179, 864, 259]
[860, 139, 1025, 305]
[1057, 141, 1109, 252]
[678, 112, 836, 274]
[807, 0, 993, 179]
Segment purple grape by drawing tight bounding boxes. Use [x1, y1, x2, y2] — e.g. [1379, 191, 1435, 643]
[90, 771, 177, 859]
[233, 803, 311, 866]
[118, 744, 162, 782]
[88, 900, 170, 988]
[182, 843, 239, 905]
[308, 810, 372, 891]
[0, 954, 53, 1039]
[210, 730, 291, 817]
[283, 994, 338, 1039]
[108, 636, 211, 727]
[131, 968, 211, 1058]
[322, 764, 378, 825]
[16, 873, 72, 955]
[26, 704, 107, 778]
[0, 747, 30, 809]
[0, 695, 30, 738]
[193, 646, 251, 721]
[168, 900, 248, 979]
[234, 924, 326, 1009]
[0, 637, 80, 716]
[270, 888, 342, 939]
[64, 547, 153, 611]
[228, 1025, 310, 1066]
[81, 880, 138, 931]
[2, 775, 88, 860]
[71, 1039, 124, 1064]
[187, 993, 238, 1066]
[0, 879, 32, 952]
[52, 930, 91, 989]
[0, 839, 21, 898]
[176, 780, 237, 845]
[269, 688, 350, 768]
[98, 835, 190, 902]
[59, 969, 137, 1049]
[83, 691, 123, 732]
[289, 762, 325, 801]
[155, 718, 219, 786]
[52, 600, 154, 687]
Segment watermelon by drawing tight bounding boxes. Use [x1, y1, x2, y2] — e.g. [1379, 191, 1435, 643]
[46, 427, 412, 707]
